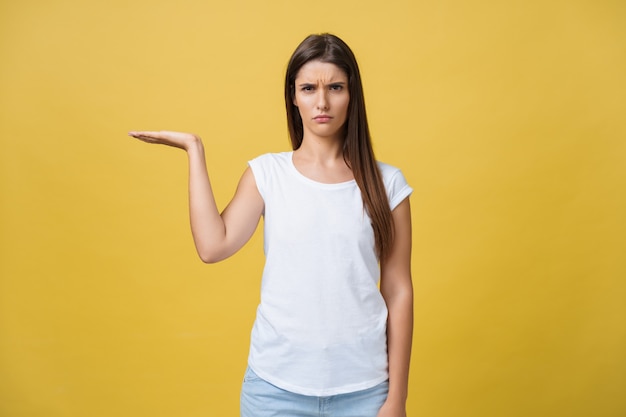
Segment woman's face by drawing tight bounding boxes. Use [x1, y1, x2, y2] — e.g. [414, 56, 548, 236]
[293, 60, 350, 143]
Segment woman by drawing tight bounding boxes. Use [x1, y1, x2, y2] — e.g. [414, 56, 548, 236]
[129, 33, 413, 417]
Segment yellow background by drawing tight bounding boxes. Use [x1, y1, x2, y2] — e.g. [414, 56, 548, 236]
[1, 0, 625, 416]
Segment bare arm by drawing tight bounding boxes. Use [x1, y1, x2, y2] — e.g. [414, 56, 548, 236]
[129, 131, 264, 263]
[378, 197, 413, 417]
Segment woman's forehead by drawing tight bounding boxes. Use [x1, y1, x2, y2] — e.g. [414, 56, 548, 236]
[295, 60, 348, 82]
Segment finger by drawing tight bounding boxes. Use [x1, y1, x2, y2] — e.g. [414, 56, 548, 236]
[129, 131, 162, 138]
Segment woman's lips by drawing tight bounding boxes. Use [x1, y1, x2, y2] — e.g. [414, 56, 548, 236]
[314, 115, 332, 123]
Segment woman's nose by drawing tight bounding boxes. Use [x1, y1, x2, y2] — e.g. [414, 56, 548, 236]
[316, 91, 329, 110]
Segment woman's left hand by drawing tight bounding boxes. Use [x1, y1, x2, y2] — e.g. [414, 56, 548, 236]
[377, 400, 407, 417]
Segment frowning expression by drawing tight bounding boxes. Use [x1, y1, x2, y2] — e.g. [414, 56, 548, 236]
[293, 60, 350, 142]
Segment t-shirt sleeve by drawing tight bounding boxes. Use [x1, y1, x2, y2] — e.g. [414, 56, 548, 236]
[380, 163, 413, 211]
[248, 155, 267, 200]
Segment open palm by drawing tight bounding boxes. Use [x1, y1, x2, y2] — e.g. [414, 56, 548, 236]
[128, 130, 199, 151]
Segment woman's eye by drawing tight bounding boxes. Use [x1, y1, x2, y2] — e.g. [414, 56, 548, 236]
[301, 86, 314, 92]
[329, 84, 343, 91]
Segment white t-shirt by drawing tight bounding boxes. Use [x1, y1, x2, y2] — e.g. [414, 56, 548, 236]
[247, 151, 412, 396]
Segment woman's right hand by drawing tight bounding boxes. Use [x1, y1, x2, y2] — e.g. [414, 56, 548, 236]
[128, 130, 200, 151]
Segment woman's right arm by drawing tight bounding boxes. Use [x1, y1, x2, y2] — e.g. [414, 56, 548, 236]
[129, 131, 264, 263]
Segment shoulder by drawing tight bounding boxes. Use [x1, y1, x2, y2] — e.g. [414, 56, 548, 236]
[248, 152, 293, 194]
[376, 161, 413, 210]
[248, 152, 291, 175]
[376, 161, 405, 184]
[249, 151, 292, 166]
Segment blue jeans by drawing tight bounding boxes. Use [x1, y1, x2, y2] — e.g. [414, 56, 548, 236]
[240, 367, 389, 417]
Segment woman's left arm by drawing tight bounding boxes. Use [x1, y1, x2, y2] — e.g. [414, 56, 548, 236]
[378, 197, 413, 417]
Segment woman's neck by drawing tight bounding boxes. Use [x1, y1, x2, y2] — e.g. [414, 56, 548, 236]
[296, 135, 344, 163]
[293, 137, 353, 183]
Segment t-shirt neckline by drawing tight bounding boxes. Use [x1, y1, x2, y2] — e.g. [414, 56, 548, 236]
[287, 151, 357, 189]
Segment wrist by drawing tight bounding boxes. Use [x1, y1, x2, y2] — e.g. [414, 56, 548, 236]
[185, 135, 204, 153]
[385, 387, 408, 404]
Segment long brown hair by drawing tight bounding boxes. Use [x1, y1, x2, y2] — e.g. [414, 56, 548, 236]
[285, 33, 394, 260]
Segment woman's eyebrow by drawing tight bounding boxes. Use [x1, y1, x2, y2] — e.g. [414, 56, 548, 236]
[297, 81, 346, 86]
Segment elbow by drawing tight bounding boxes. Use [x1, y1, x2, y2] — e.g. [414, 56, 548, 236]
[381, 277, 414, 306]
[199, 254, 221, 264]
[197, 247, 226, 264]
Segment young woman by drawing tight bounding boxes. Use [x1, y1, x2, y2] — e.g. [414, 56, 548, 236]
[129, 33, 413, 417]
